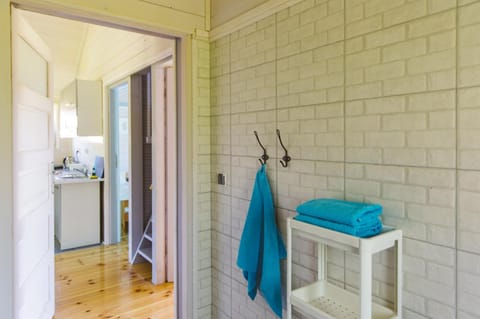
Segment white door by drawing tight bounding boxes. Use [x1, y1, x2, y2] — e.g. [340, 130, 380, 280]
[109, 80, 130, 244]
[151, 63, 167, 284]
[165, 66, 176, 283]
[151, 62, 176, 284]
[12, 8, 55, 319]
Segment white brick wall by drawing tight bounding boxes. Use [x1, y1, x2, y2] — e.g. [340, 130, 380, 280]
[209, 0, 480, 318]
[192, 36, 212, 318]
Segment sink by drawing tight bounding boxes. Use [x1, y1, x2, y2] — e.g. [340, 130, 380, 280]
[55, 170, 87, 179]
[59, 174, 86, 179]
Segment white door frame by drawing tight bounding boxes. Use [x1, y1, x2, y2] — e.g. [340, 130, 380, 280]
[3, 3, 194, 319]
[102, 49, 174, 247]
[151, 58, 177, 284]
[107, 78, 130, 246]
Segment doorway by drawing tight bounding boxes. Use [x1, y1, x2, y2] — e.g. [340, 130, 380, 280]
[109, 80, 130, 245]
[12, 7, 181, 319]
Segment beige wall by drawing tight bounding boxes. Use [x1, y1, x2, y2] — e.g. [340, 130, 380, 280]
[0, 1, 13, 318]
[211, 0, 480, 318]
[191, 35, 212, 318]
[54, 137, 73, 164]
[77, 26, 174, 84]
[1, 1, 210, 318]
[15, 0, 206, 36]
[211, 0, 269, 28]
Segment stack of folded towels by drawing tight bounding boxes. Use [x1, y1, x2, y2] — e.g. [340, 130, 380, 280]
[295, 198, 383, 238]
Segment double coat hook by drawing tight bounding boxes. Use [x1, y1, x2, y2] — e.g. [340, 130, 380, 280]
[254, 131, 269, 165]
[276, 129, 291, 168]
[253, 130, 291, 167]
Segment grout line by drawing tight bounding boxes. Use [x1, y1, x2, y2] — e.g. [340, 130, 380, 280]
[274, 12, 280, 210]
[342, 0, 347, 291]
[221, 154, 462, 172]
[344, 6, 456, 42]
[455, 0, 459, 317]
[228, 32, 234, 319]
[212, 34, 236, 319]
[225, 85, 458, 117]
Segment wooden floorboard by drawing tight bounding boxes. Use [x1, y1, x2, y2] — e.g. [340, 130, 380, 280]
[54, 241, 174, 319]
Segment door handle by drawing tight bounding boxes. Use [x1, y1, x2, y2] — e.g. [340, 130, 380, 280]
[49, 161, 55, 194]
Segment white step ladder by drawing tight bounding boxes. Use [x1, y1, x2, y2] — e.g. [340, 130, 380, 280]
[133, 216, 153, 263]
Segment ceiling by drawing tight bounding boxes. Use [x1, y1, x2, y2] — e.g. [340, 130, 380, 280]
[211, 0, 269, 28]
[20, 11, 89, 99]
[20, 1, 268, 96]
[19, 10, 173, 100]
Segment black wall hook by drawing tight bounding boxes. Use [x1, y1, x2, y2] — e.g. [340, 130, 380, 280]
[276, 129, 291, 168]
[254, 131, 269, 165]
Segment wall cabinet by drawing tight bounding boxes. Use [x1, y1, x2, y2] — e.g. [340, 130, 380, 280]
[60, 79, 102, 137]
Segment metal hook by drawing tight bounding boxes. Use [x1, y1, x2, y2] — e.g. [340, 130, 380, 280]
[276, 129, 291, 168]
[254, 131, 269, 165]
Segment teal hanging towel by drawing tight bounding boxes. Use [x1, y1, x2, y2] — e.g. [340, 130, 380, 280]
[237, 164, 286, 318]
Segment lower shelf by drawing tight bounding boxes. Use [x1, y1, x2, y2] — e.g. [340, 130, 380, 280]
[138, 247, 152, 263]
[291, 281, 397, 319]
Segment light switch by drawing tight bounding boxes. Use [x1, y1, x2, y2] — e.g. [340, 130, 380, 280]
[217, 173, 225, 185]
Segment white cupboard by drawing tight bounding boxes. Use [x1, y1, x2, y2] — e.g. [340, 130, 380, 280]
[60, 79, 102, 137]
[54, 180, 101, 250]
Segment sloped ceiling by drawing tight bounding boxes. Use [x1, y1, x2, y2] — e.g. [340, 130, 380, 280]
[139, 0, 205, 18]
[19, 10, 173, 100]
[211, 0, 270, 28]
[20, 11, 88, 99]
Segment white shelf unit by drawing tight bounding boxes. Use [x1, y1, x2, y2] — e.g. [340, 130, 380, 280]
[133, 217, 153, 263]
[286, 218, 402, 319]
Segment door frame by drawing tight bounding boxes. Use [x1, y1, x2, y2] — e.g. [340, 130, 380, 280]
[103, 49, 174, 248]
[2, 3, 194, 319]
[107, 78, 130, 246]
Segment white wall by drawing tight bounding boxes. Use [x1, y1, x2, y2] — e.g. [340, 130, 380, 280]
[0, 1, 13, 318]
[15, 0, 207, 36]
[210, 1, 480, 318]
[2, 1, 210, 318]
[211, 0, 269, 28]
[77, 25, 174, 84]
[72, 137, 104, 171]
[191, 36, 212, 318]
[54, 138, 73, 165]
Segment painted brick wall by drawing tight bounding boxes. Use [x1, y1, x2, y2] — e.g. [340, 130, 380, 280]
[210, 0, 480, 318]
[192, 35, 213, 319]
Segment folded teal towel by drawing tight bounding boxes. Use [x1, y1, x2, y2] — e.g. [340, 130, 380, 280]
[237, 164, 286, 318]
[294, 214, 383, 238]
[296, 198, 382, 226]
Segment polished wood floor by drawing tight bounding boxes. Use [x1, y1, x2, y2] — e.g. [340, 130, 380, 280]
[54, 241, 174, 319]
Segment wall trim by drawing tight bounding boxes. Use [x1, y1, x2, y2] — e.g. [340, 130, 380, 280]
[209, 0, 303, 41]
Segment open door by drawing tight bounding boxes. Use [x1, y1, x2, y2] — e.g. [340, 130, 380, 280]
[12, 8, 55, 319]
[151, 61, 176, 284]
[109, 80, 130, 245]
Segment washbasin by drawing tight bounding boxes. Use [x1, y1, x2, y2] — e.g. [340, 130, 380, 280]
[55, 170, 88, 179]
[59, 174, 86, 179]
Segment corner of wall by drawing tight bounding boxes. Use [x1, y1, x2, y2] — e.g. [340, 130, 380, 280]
[0, 2, 14, 318]
[192, 34, 213, 318]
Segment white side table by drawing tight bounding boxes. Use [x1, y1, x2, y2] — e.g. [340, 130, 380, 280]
[286, 218, 402, 319]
